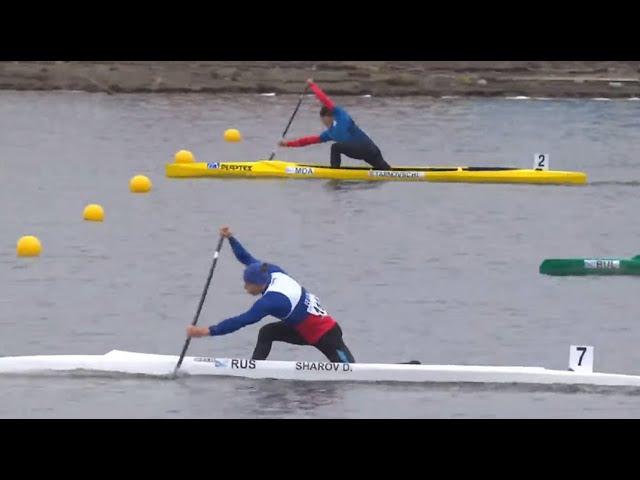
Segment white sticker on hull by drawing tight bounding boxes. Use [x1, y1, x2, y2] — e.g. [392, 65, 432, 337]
[368, 171, 424, 178]
[194, 357, 229, 368]
[584, 259, 620, 269]
[193, 358, 257, 369]
[285, 166, 314, 175]
[295, 361, 352, 372]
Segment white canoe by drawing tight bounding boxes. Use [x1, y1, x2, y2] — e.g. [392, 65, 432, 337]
[0, 349, 639, 388]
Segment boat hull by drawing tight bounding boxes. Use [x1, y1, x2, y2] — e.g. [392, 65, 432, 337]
[0, 350, 637, 387]
[165, 161, 587, 185]
[540, 258, 640, 276]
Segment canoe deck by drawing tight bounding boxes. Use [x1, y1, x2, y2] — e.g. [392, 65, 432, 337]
[165, 160, 588, 185]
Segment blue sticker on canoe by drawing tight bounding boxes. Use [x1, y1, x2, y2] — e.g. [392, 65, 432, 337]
[207, 162, 220, 169]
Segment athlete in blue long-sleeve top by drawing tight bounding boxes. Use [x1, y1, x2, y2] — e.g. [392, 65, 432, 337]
[186, 226, 355, 363]
[278, 79, 391, 170]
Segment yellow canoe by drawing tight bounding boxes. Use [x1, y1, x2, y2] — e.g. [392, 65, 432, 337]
[165, 160, 587, 185]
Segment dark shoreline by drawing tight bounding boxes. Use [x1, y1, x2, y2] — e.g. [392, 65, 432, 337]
[1, 61, 640, 98]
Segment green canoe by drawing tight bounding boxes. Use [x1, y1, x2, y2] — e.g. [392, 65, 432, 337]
[539, 255, 640, 276]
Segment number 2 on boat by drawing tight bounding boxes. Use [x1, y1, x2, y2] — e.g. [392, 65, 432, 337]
[534, 153, 549, 171]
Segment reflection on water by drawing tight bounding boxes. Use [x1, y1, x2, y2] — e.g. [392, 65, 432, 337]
[176, 377, 345, 418]
[323, 179, 386, 192]
[589, 181, 640, 187]
[240, 380, 344, 417]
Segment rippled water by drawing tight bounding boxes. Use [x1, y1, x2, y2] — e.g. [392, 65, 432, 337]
[1, 91, 640, 418]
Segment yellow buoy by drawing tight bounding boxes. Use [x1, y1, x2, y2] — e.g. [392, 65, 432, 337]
[17, 235, 42, 257]
[130, 174, 152, 193]
[174, 150, 195, 163]
[83, 204, 105, 222]
[224, 128, 242, 143]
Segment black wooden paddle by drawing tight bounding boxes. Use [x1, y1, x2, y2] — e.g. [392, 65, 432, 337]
[173, 234, 225, 376]
[268, 83, 310, 160]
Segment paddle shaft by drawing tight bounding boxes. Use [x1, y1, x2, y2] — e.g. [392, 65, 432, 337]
[268, 84, 310, 160]
[173, 234, 225, 374]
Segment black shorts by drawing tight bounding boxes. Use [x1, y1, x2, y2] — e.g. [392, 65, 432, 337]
[252, 322, 356, 363]
[330, 142, 391, 170]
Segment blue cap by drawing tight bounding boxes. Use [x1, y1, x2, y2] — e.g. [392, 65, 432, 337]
[243, 262, 271, 285]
